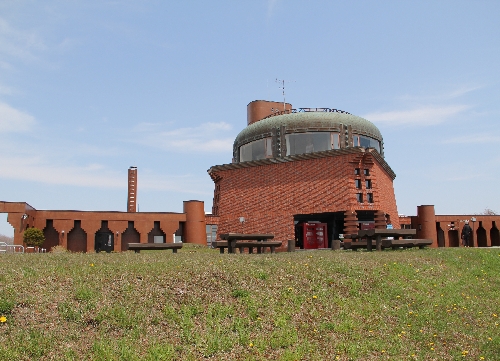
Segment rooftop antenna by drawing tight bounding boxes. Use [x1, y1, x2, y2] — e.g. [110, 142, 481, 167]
[275, 78, 294, 111]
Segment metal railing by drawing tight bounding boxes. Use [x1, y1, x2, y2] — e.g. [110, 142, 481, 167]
[0, 242, 25, 254]
[263, 107, 351, 120]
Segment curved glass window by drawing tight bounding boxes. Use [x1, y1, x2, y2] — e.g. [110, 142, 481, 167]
[355, 135, 381, 153]
[239, 138, 272, 162]
[239, 132, 381, 161]
[285, 132, 331, 156]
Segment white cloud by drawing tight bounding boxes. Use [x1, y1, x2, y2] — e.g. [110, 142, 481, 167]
[140, 174, 212, 195]
[0, 84, 15, 95]
[0, 102, 36, 132]
[133, 121, 234, 153]
[442, 133, 500, 144]
[0, 150, 213, 195]
[0, 153, 124, 188]
[397, 85, 483, 102]
[364, 105, 469, 126]
[0, 17, 46, 63]
[446, 85, 482, 99]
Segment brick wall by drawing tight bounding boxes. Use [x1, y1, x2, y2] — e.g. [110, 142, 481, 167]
[210, 149, 399, 247]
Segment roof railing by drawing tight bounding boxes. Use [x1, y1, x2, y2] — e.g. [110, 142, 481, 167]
[262, 107, 351, 120]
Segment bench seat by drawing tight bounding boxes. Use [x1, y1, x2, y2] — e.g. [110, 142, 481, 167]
[212, 240, 282, 254]
[344, 239, 432, 251]
[343, 240, 376, 250]
[127, 242, 183, 253]
[382, 239, 432, 249]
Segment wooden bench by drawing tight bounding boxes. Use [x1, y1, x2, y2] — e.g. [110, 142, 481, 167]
[127, 242, 183, 253]
[212, 240, 282, 254]
[344, 239, 432, 251]
[382, 239, 433, 250]
[343, 240, 376, 250]
[350, 229, 418, 251]
[219, 233, 276, 254]
[212, 240, 228, 254]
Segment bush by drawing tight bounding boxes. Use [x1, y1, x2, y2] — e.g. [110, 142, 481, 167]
[23, 228, 45, 247]
[51, 245, 68, 253]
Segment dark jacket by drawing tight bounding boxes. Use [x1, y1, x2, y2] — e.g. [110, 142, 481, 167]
[461, 224, 472, 238]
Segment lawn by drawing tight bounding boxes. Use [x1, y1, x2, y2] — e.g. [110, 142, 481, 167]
[1, 246, 499, 360]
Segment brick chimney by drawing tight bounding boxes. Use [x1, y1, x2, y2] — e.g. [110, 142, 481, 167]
[127, 167, 137, 212]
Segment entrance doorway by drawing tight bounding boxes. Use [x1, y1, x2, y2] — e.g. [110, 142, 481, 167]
[448, 230, 460, 247]
[436, 223, 445, 247]
[95, 221, 114, 253]
[43, 219, 59, 252]
[294, 212, 344, 249]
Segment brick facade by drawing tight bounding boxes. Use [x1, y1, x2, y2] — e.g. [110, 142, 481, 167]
[209, 147, 399, 249]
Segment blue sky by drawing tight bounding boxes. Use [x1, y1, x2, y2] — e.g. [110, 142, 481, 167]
[1, 0, 499, 236]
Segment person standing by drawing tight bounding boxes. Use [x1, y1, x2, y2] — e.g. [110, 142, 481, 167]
[461, 221, 472, 247]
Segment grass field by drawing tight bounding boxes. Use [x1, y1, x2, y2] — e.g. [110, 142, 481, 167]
[1, 245, 499, 360]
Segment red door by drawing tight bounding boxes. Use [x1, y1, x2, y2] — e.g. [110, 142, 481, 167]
[302, 223, 328, 249]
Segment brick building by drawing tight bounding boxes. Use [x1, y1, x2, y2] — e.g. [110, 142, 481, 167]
[3, 100, 499, 252]
[399, 205, 500, 248]
[0, 167, 208, 252]
[208, 100, 400, 250]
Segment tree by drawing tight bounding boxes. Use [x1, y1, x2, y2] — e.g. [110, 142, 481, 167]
[0, 234, 14, 245]
[482, 208, 497, 215]
[23, 227, 45, 247]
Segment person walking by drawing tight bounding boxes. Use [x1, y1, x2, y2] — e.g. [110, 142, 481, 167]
[461, 221, 473, 247]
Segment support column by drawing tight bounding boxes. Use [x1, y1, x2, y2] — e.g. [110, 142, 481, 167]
[53, 220, 74, 249]
[343, 210, 358, 236]
[374, 210, 386, 229]
[482, 220, 492, 247]
[160, 220, 182, 244]
[183, 200, 207, 245]
[416, 205, 437, 247]
[134, 221, 153, 244]
[7, 213, 23, 245]
[81, 220, 101, 253]
[108, 221, 128, 252]
[444, 227, 450, 247]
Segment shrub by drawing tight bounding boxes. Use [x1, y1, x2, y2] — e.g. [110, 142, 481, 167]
[23, 228, 45, 247]
[51, 245, 68, 253]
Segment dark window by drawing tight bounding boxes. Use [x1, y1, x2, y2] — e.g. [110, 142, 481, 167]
[355, 179, 362, 189]
[356, 193, 363, 203]
[364, 169, 370, 176]
[354, 168, 360, 175]
[365, 179, 372, 189]
[353, 135, 359, 146]
[367, 193, 374, 203]
[285, 132, 331, 156]
[359, 136, 381, 153]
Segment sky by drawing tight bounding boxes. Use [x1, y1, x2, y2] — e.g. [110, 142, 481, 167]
[1, 0, 500, 236]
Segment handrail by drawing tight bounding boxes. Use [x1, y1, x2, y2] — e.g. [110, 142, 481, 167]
[0, 243, 25, 254]
[262, 107, 351, 120]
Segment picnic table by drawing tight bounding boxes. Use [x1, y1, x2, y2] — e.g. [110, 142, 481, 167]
[344, 229, 420, 251]
[218, 233, 277, 254]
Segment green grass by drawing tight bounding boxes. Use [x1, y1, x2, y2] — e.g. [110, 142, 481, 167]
[1, 245, 499, 360]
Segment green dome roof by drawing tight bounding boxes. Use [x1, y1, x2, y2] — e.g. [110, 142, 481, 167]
[234, 111, 383, 147]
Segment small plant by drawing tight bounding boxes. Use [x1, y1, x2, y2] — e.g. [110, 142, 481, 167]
[51, 245, 68, 253]
[0, 298, 15, 314]
[58, 301, 81, 322]
[231, 289, 249, 298]
[23, 227, 45, 247]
